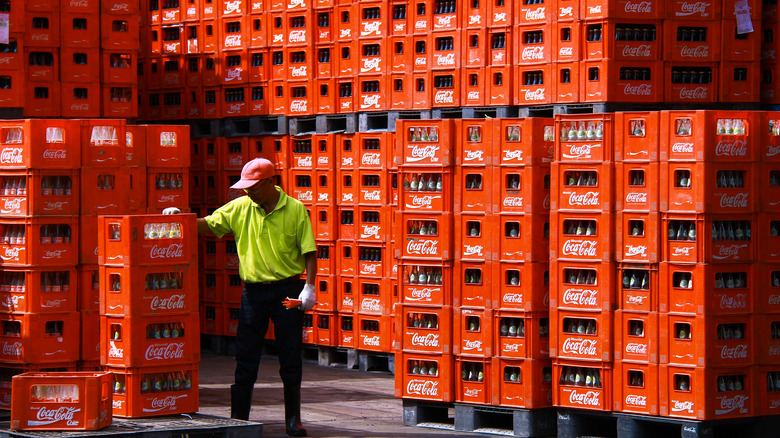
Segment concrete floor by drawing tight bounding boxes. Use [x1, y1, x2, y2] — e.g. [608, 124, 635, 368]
[197, 353, 486, 438]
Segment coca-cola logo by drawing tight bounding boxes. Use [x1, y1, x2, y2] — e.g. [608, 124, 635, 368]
[411, 332, 440, 348]
[0, 148, 23, 164]
[159, 194, 179, 203]
[43, 250, 65, 260]
[561, 239, 598, 257]
[224, 35, 242, 48]
[716, 395, 749, 415]
[70, 0, 90, 7]
[588, 5, 602, 14]
[163, 10, 178, 20]
[361, 153, 381, 166]
[625, 192, 647, 204]
[672, 142, 694, 153]
[559, 47, 573, 57]
[463, 245, 483, 257]
[465, 150, 484, 162]
[362, 190, 381, 201]
[715, 140, 748, 157]
[1, 247, 20, 261]
[626, 343, 648, 354]
[435, 15, 455, 29]
[409, 287, 434, 300]
[408, 145, 439, 162]
[224, 0, 242, 13]
[713, 244, 748, 260]
[624, 1, 653, 13]
[150, 244, 184, 259]
[108, 342, 124, 358]
[34, 406, 81, 426]
[339, 29, 351, 39]
[362, 58, 381, 73]
[2, 341, 21, 356]
[290, 66, 308, 78]
[503, 343, 520, 352]
[1, 198, 22, 214]
[503, 150, 524, 162]
[463, 340, 482, 351]
[769, 345, 780, 356]
[361, 225, 380, 239]
[436, 53, 455, 67]
[567, 191, 600, 206]
[677, 1, 710, 16]
[145, 343, 185, 360]
[42, 149, 67, 160]
[568, 389, 601, 406]
[560, 6, 573, 16]
[622, 45, 652, 58]
[361, 297, 381, 312]
[296, 155, 312, 168]
[562, 338, 598, 356]
[362, 21, 382, 37]
[434, 91, 454, 104]
[680, 45, 710, 58]
[563, 144, 596, 159]
[318, 192, 329, 203]
[150, 295, 186, 311]
[720, 344, 748, 359]
[288, 0, 305, 7]
[408, 195, 435, 209]
[362, 95, 381, 109]
[406, 379, 438, 396]
[469, 15, 481, 25]
[679, 87, 709, 99]
[503, 197, 524, 207]
[624, 84, 653, 96]
[673, 246, 694, 256]
[362, 335, 380, 346]
[468, 91, 480, 100]
[522, 47, 544, 61]
[273, 34, 284, 43]
[503, 293, 523, 304]
[672, 400, 694, 413]
[163, 43, 180, 53]
[289, 30, 307, 43]
[625, 245, 647, 257]
[562, 289, 598, 306]
[1, 295, 20, 308]
[464, 388, 480, 397]
[342, 157, 353, 167]
[407, 240, 438, 255]
[767, 145, 780, 157]
[524, 89, 547, 101]
[290, 100, 309, 113]
[109, 2, 130, 12]
[626, 395, 647, 406]
[145, 395, 187, 413]
[342, 193, 354, 202]
[229, 156, 243, 167]
[769, 295, 780, 305]
[493, 12, 507, 22]
[719, 193, 749, 209]
[296, 190, 313, 201]
[524, 7, 546, 20]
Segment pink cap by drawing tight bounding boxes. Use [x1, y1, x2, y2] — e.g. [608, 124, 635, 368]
[230, 158, 276, 189]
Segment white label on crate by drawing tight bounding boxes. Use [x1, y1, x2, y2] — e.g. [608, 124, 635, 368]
[522, 47, 545, 61]
[362, 190, 382, 201]
[493, 12, 507, 23]
[108, 342, 124, 359]
[561, 239, 598, 257]
[29, 407, 81, 427]
[672, 142, 695, 154]
[677, 2, 711, 16]
[559, 6, 574, 17]
[503, 197, 524, 207]
[362, 58, 381, 73]
[361, 297, 381, 312]
[562, 143, 598, 160]
[407, 195, 439, 209]
[712, 244, 748, 260]
[150, 295, 186, 311]
[679, 87, 709, 100]
[624, 84, 653, 96]
[681, 45, 710, 58]
[362, 22, 382, 37]
[720, 344, 748, 359]
[296, 155, 313, 168]
[0, 148, 23, 164]
[559, 47, 573, 58]
[735, 0, 754, 34]
[562, 288, 598, 306]
[524, 89, 547, 101]
[625, 343, 648, 355]
[715, 140, 748, 157]
[463, 245, 484, 257]
[362, 95, 381, 110]
[625, 245, 648, 257]
[362, 335, 381, 346]
[144, 395, 188, 413]
[1, 198, 22, 214]
[2, 341, 21, 356]
[410, 332, 440, 348]
[434, 90, 454, 104]
[362, 153, 382, 166]
[625, 192, 647, 204]
[42, 149, 67, 160]
[672, 400, 695, 413]
[407, 379, 439, 396]
[146, 343, 185, 360]
[361, 225, 381, 239]
[407, 240, 438, 255]
[568, 389, 601, 406]
[525, 7, 546, 21]
[435, 15, 455, 28]
[289, 30, 307, 43]
[224, 35, 242, 48]
[716, 395, 750, 415]
[463, 340, 482, 352]
[624, 1, 653, 13]
[408, 287, 435, 301]
[224, 0, 242, 13]
[625, 395, 647, 407]
[290, 66, 308, 78]
[561, 338, 598, 356]
[622, 45, 652, 58]
[567, 191, 600, 206]
[288, 0, 306, 8]
[720, 294, 747, 310]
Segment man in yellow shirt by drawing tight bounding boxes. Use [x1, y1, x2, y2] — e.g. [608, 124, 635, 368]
[196, 158, 316, 437]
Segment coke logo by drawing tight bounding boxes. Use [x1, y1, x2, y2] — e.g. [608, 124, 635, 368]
[503, 150, 524, 161]
[361, 297, 381, 312]
[407, 240, 438, 256]
[291, 66, 308, 78]
[0, 58, 9, 65]
[435, 15, 455, 28]
[224, 0, 241, 13]
[147, 395, 187, 412]
[769, 345, 780, 356]
[362, 335, 380, 346]
[522, 47, 545, 61]
[164, 43, 180, 53]
[416, 57, 428, 66]
[625, 245, 647, 257]
[317, 193, 329, 203]
[32, 35, 49, 41]
[150, 244, 184, 259]
[2, 342, 21, 356]
[110, 2, 130, 12]
[679, 87, 709, 99]
[363, 190, 381, 201]
[626, 343, 647, 354]
[525, 7, 546, 20]
[465, 150, 484, 162]
[626, 192, 647, 204]
[342, 157, 354, 167]
[469, 15, 482, 25]
[342, 193, 354, 202]
[626, 395, 647, 406]
[563, 289, 598, 306]
[563, 144, 596, 159]
[409, 288, 434, 300]
[395, 23, 406, 32]
[42, 299, 66, 309]
[719, 193, 749, 209]
[150, 295, 186, 311]
[289, 30, 307, 43]
[163, 10, 178, 20]
[434, 91, 454, 104]
[296, 155, 313, 168]
[361, 225, 380, 239]
[468, 91, 480, 100]
[145, 343, 185, 360]
[524, 89, 547, 101]
[568, 390, 601, 406]
[672, 143, 694, 153]
[435, 54, 455, 67]
[588, 5, 602, 14]
[224, 35, 242, 48]
[362, 95, 381, 109]
[362, 58, 381, 73]
[764, 49, 776, 60]
[108, 342, 124, 358]
[70, 0, 90, 6]
[626, 294, 646, 307]
[561, 240, 598, 257]
[362, 21, 382, 37]
[463, 245, 483, 257]
[204, 6, 213, 14]
[673, 246, 693, 256]
[0, 148, 23, 164]
[1, 198, 22, 214]
[290, 100, 309, 113]
[503, 197, 523, 207]
[560, 6, 573, 16]
[716, 395, 749, 415]
[464, 389, 480, 397]
[503, 293, 523, 304]
[288, 0, 306, 8]
[35, 407, 80, 426]
[624, 84, 653, 96]
[340, 29, 351, 39]
[493, 12, 507, 22]
[715, 139, 748, 157]
[411, 332, 440, 347]
[1, 247, 20, 261]
[568, 191, 600, 206]
[720, 344, 748, 359]
[622, 45, 653, 58]
[769, 295, 780, 305]
[159, 194, 179, 203]
[406, 379, 438, 396]
[229, 156, 244, 167]
[672, 400, 695, 413]
[463, 340, 482, 351]
[296, 190, 313, 201]
[1, 296, 20, 308]
[42, 149, 67, 160]
[561, 338, 598, 356]
[362, 153, 382, 166]
[274, 34, 284, 43]
[406, 145, 439, 163]
[713, 244, 747, 259]
[503, 343, 520, 352]
[43, 250, 65, 260]
[559, 47, 573, 57]
[624, 1, 653, 13]
[680, 45, 710, 58]
[410, 196, 434, 209]
[678, 1, 710, 16]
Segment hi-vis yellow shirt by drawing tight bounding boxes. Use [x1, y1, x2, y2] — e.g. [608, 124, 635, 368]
[204, 187, 316, 283]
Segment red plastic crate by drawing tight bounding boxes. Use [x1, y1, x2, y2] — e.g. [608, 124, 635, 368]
[101, 85, 138, 119]
[553, 359, 613, 411]
[666, 0, 721, 19]
[337, 275, 355, 313]
[0, 69, 23, 109]
[100, 313, 199, 367]
[10, 372, 112, 431]
[0, 268, 78, 314]
[313, 312, 335, 346]
[80, 310, 100, 362]
[550, 211, 614, 262]
[431, 70, 461, 108]
[658, 364, 757, 420]
[553, 22, 581, 62]
[663, 20, 720, 62]
[617, 262, 658, 312]
[757, 314, 780, 364]
[453, 260, 493, 308]
[659, 313, 755, 367]
[398, 212, 453, 261]
[108, 364, 198, 418]
[100, 16, 139, 50]
[554, 113, 615, 162]
[454, 214, 493, 262]
[224, 305, 239, 337]
[0, 364, 80, 410]
[551, 162, 614, 213]
[398, 261, 453, 307]
[355, 205, 391, 243]
[312, 274, 336, 313]
[453, 308, 493, 357]
[613, 310, 659, 363]
[0, 217, 79, 267]
[491, 357, 553, 409]
[356, 277, 392, 315]
[550, 260, 615, 312]
[615, 162, 659, 212]
[25, 11, 61, 48]
[356, 75, 387, 112]
[613, 362, 659, 415]
[395, 120, 454, 167]
[220, 16, 250, 52]
[495, 118, 555, 166]
[199, 270, 224, 302]
[395, 304, 452, 354]
[0, 170, 79, 217]
[492, 166, 551, 214]
[356, 313, 392, 352]
[759, 366, 780, 416]
[25, 48, 58, 83]
[314, 171, 335, 205]
[583, 0, 663, 19]
[147, 168, 189, 210]
[141, 125, 189, 168]
[513, 64, 554, 105]
[581, 59, 662, 103]
[760, 165, 780, 214]
[556, 59, 581, 105]
[456, 356, 492, 405]
[614, 111, 660, 162]
[615, 211, 660, 264]
[494, 310, 550, 360]
[0, 312, 80, 364]
[23, 84, 61, 119]
[99, 264, 196, 317]
[492, 262, 550, 312]
[356, 244, 386, 278]
[721, 19, 761, 62]
[80, 119, 127, 167]
[81, 166, 147, 215]
[659, 262, 754, 315]
[394, 351, 455, 402]
[660, 213, 756, 264]
[581, 19, 661, 61]
[663, 61, 719, 104]
[399, 169, 453, 213]
[719, 61, 760, 103]
[336, 313, 357, 349]
[61, 82, 101, 118]
[550, 308, 613, 361]
[660, 110, 758, 162]
[78, 265, 100, 311]
[219, 270, 241, 304]
[493, 213, 549, 263]
[758, 263, 780, 313]
[199, 303, 223, 336]
[97, 214, 196, 267]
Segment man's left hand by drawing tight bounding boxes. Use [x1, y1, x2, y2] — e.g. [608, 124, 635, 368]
[298, 284, 316, 311]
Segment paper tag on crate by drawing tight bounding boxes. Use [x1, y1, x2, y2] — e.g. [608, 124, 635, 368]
[735, 0, 754, 34]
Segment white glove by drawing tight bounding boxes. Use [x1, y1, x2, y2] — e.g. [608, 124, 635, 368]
[162, 207, 181, 215]
[298, 284, 316, 311]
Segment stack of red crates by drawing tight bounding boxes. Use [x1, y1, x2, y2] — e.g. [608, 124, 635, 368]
[100, 1, 140, 119]
[762, 0, 780, 104]
[0, 120, 83, 408]
[97, 213, 200, 418]
[550, 113, 616, 411]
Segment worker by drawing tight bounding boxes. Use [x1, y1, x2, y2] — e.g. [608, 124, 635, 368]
[164, 157, 316, 437]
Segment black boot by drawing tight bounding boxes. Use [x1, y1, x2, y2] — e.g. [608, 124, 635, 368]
[284, 384, 307, 437]
[230, 384, 253, 421]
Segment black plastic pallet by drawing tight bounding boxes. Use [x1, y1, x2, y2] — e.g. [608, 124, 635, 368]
[0, 414, 262, 438]
[403, 399, 455, 431]
[454, 404, 556, 437]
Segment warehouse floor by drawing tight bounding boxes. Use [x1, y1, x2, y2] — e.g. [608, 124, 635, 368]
[197, 353, 486, 438]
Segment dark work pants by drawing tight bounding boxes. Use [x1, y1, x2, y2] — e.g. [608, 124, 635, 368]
[234, 280, 304, 388]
